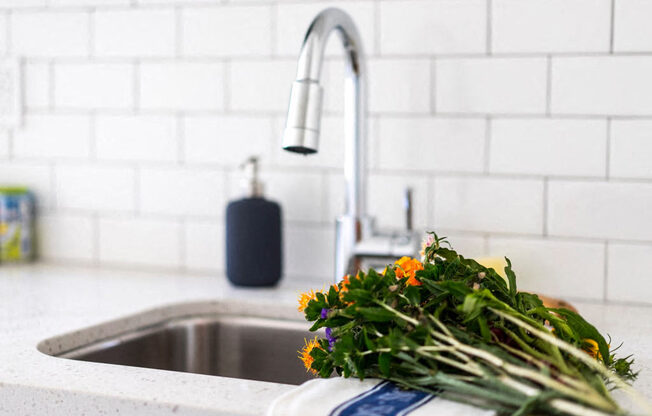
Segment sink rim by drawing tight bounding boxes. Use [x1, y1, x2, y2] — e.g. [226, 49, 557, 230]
[37, 299, 305, 357]
[54, 313, 313, 360]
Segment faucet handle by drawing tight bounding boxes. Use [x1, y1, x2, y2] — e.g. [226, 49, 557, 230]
[404, 187, 413, 232]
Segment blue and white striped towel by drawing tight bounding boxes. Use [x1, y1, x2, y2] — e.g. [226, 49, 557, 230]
[267, 377, 495, 416]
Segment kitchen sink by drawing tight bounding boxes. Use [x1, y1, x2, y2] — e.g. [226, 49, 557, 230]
[45, 306, 322, 386]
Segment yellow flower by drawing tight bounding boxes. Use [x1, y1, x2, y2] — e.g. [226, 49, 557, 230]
[298, 337, 321, 375]
[297, 289, 317, 312]
[584, 339, 607, 361]
[394, 257, 423, 286]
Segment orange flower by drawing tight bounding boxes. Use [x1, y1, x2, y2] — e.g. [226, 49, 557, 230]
[297, 289, 317, 312]
[298, 337, 321, 375]
[394, 257, 423, 286]
[339, 275, 351, 293]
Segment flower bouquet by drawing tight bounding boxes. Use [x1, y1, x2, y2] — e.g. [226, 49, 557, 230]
[297, 233, 650, 416]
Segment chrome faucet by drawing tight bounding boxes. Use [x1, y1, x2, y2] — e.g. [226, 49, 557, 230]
[282, 8, 418, 282]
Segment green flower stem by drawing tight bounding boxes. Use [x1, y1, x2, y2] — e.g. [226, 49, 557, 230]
[491, 308, 652, 415]
[376, 300, 419, 326]
[383, 301, 619, 414]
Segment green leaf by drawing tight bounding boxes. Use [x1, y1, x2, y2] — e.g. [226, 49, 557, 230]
[378, 353, 391, 377]
[356, 307, 396, 322]
[405, 285, 421, 306]
[551, 308, 611, 364]
[504, 257, 517, 301]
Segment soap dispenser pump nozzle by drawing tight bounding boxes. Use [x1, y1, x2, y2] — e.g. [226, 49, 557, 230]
[241, 156, 264, 198]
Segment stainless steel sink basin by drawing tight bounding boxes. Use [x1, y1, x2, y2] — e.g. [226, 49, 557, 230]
[54, 313, 321, 385]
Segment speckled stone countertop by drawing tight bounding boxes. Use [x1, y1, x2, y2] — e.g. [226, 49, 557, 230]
[0, 264, 650, 415]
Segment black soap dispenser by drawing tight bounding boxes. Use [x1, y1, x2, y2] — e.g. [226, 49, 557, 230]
[226, 157, 282, 287]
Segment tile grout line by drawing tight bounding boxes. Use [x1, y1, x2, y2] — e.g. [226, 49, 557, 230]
[545, 55, 552, 116]
[177, 112, 185, 165]
[5, 10, 11, 57]
[605, 117, 611, 180]
[486, 0, 492, 55]
[178, 217, 186, 271]
[175, 5, 182, 59]
[223, 59, 230, 113]
[374, 0, 381, 56]
[87, 8, 94, 59]
[542, 177, 548, 237]
[132, 59, 140, 113]
[483, 117, 491, 174]
[609, 0, 615, 54]
[89, 111, 97, 160]
[603, 241, 609, 301]
[270, 2, 278, 57]
[93, 211, 100, 266]
[48, 60, 55, 110]
[430, 58, 436, 114]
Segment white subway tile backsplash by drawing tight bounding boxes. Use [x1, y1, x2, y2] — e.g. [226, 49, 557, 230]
[0, 0, 46, 7]
[260, 170, 324, 223]
[369, 59, 431, 113]
[433, 177, 544, 234]
[139, 167, 225, 217]
[228, 60, 295, 112]
[490, 119, 607, 177]
[492, 0, 610, 53]
[182, 6, 272, 57]
[436, 58, 547, 114]
[285, 225, 334, 281]
[488, 237, 605, 300]
[24, 63, 49, 109]
[368, 173, 429, 230]
[548, 181, 652, 241]
[0, 14, 8, 56]
[377, 117, 485, 173]
[607, 243, 652, 304]
[140, 63, 224, 111]
[94, 9, 176, 58]
[51, 0, 130, 5]
[1, 0, 650, 306]
[11, 11, 89, 57]
[380, 0, 486, 55]
[55, 164, 136, 212]
[99, 217, 180, 268]
[614, 0, 652, 52]
[38, 213, 95, 263]
[551, 57, 652, 116]
[184, 220, 224, 272]
[184, 115, 272, 166]
[610, 120, 652, 179]
[438, 234, 486, 258]
[0, 162, 52, 207]
[13, 115, 91, 159]
[0, 129, 7, 158]
[275, 1, 374, 57]
[54, 63, 134, 110]
[96, 115, 178, 163]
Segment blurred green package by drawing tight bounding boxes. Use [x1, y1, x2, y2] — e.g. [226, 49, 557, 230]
[0, 187, 35, 263]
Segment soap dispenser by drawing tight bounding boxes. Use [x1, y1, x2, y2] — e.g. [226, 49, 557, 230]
[226, 157, 282, 287]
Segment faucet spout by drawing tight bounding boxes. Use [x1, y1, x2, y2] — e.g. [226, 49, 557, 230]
[282, 8, 368, 281]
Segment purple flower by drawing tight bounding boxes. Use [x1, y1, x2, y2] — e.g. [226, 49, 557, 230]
[320, 308, 329, 319]
[325, 327, 337, 351]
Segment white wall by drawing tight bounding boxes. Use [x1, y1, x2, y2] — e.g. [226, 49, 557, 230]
[1, 0, 651, 303]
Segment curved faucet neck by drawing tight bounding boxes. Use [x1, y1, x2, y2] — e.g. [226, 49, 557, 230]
[295, 8, 367, 220]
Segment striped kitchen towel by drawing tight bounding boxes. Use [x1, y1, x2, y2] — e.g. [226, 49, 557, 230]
[267, 377, 495, 416]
